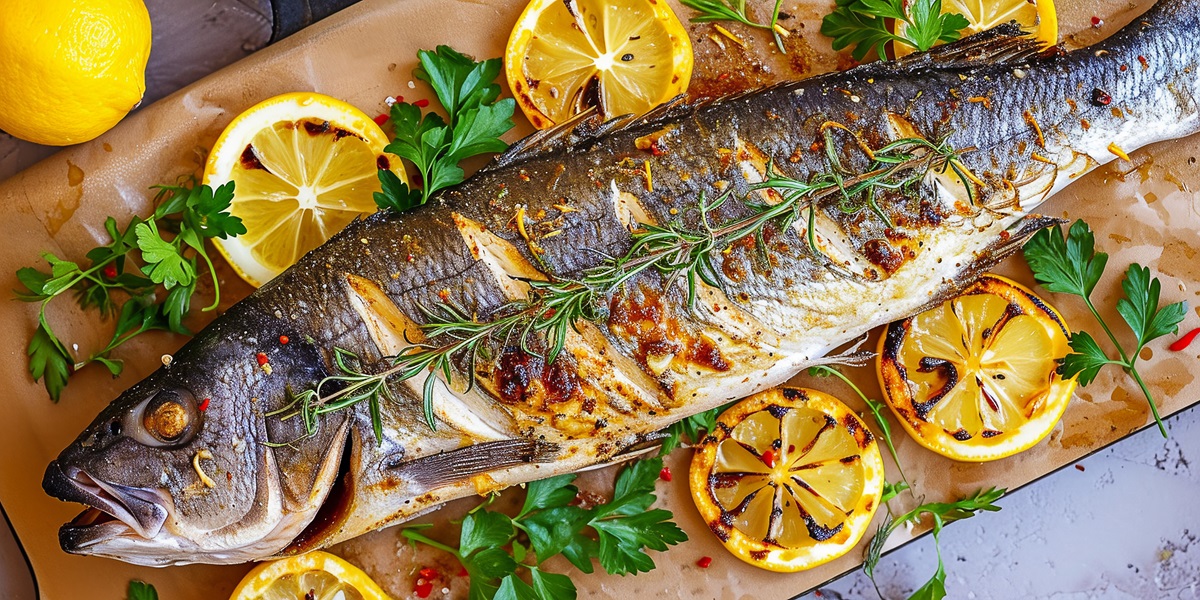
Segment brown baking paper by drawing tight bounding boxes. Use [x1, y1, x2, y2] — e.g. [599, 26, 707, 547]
[1, 0, 1197, 597]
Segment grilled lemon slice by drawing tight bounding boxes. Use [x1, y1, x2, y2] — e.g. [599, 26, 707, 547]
[689, 387, 885, 572]
[229, 551, 392, 600]
[505, 0, 693, 129]
[204, 92, 406, 286]
[890, 0, 1058, 58]
[877, 274, 1075, 462]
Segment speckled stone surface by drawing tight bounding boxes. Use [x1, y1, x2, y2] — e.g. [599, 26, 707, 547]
[802, 405, 1200, 600]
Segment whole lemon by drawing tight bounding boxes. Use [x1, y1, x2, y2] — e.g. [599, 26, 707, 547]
[0, 0, 152, 146]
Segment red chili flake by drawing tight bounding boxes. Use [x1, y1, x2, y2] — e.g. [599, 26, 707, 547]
[279, 335, 289, 345]
[696, 556, 713, 568]
[1091, 16, 1103, 27]
[373, 114, 389, 126]
[414, 580, 433, 599]
[198, 398, 210, 412]
[1075, 464, 1086, 472]
[761, 449, 776, 468]
[1138, 55, 1150, 70]
[414, 98, 431, 108]
[102, 264, 118, 279]
[659, 466, 672, 482]
[419, 567, 439, 580]
[457, 566, 468, 577]
[1091, 88, 1112, 106]
[394, 95, 405, 104]
[256, 352, 269, 366]
[1169, 327, 1200, 352]
[1120, 64, 1129, 72]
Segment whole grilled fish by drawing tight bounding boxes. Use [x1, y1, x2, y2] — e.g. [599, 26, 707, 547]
[43, 0, 1200, 566]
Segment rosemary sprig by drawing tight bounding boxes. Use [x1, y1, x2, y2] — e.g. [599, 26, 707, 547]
[280, 131, 970, 435]
[679, 0, 788, 53]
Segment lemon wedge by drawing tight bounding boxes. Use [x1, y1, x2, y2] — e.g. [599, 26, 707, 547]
[229, 551, 392, 600]
[505, 0, 693, 128]
[877, 274, 1075, 462]
[689, 387, 885, 572]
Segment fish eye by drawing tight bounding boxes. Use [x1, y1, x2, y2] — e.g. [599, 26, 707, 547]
[129, 389, 201, 447]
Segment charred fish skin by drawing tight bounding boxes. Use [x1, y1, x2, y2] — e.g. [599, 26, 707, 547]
[43, 0, 1200, 565]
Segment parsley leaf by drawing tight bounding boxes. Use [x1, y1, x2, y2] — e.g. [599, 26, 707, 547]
[1024, 220, 1108, 299]
[376, 46, 516, 212]
[821, 0, 969, 61]
[136, 220, 195, 289]
[127, 580, 158, 600]
[1058, 331, 1112, 386]
[16, 179, 241, 399]
[27, 323, 70, 401]
[1118, 264, 1188, 349]
[1023, 220, 1187, 437]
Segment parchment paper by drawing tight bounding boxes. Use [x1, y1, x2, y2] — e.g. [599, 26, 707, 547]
[0, 0, 1196, 598]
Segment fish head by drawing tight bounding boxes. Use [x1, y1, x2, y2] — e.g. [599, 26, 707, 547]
[42, 304, 343, 566]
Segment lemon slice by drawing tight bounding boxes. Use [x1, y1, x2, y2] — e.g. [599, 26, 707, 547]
[505, 0, 693, 129]
[877, 274, 1075, 462]
[890, 0, 1058, 58]
[229, 551, 392, 600]
[203, 92, 406, 286]
[689, 387, 885, 572]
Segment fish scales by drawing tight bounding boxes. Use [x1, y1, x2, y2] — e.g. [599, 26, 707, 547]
[43, 0, 1200, 565]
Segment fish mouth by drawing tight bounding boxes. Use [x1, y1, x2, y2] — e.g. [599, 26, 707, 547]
[43, 460, 170, 552]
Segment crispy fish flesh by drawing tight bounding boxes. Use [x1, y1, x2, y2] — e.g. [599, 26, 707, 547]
[43, 0, 1200, 565]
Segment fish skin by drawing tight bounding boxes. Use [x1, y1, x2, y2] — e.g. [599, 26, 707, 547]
[42, 0, 1200, 566]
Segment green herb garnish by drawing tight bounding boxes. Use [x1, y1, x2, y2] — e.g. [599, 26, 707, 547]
[864, 487, 1005, 600]
[374, 46, 516, 211]
[1023, 220, 1187, 437]
[678, 0, 787, 53]
[17, 180, 243, 400]
[403, 457, 687, 600]
[127, 580, 158, 600]
[821, 0, 970, 61]
[658, 400, 736, 455]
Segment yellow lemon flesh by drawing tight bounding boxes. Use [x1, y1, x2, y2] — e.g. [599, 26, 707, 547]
[877, 274, 1076, 462]
[0, 0, 151, 145]
[891, 0, 1058, 58]
[204, 92, 406, 287]
[690, 387, 885, 572]
[229, 551, 392, 600]
[505, 0, 693, 129]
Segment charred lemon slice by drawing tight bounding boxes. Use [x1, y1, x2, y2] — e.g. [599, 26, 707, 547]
[504, 0, 693, 129]
[204, 92, 406, 286]
[877, 274, 1075, 462]
[689, 387, 885, 572]
[229, 551, 392, 600]
[890, 0, 1058, 58]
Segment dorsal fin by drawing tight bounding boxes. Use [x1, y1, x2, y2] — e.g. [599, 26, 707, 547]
[480, 95, 695, 172]
[885, 24, 1058, 73]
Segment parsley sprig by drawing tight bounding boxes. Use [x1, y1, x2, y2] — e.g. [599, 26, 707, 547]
[402, 458, 686, 600]
[16, 180, 243, 400]
[678, 0, 788, 53]
[821, 0, 970, 61]
[864, 488, 1005, 600]
[375, 46, 516, 212]
[1023, 220, 1187, 437]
